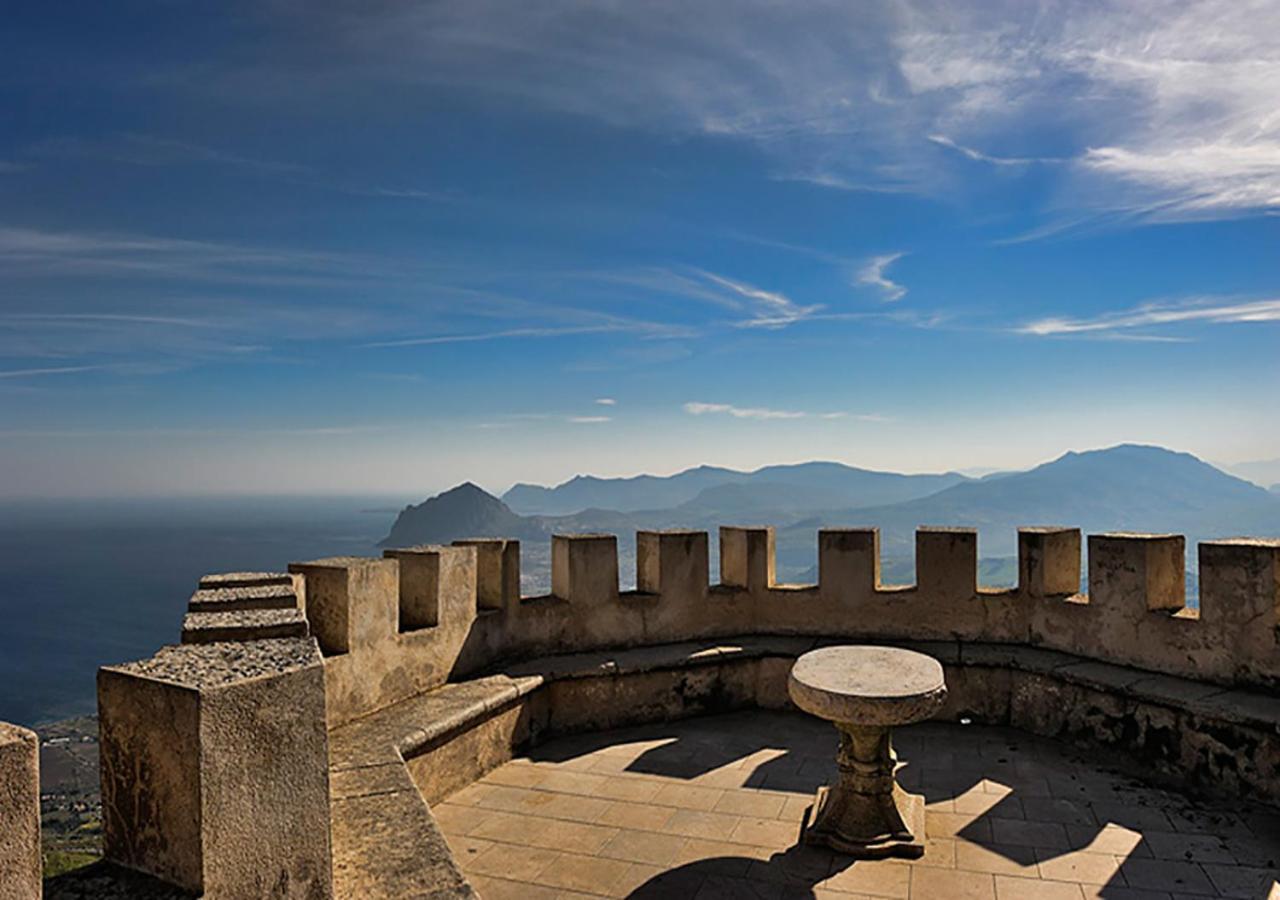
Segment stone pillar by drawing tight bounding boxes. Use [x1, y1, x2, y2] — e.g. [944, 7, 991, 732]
[551, 534, 619, 604]
[288, 557, 398, 656]
[1018, 528, 1082, 597]
[818, 528, 881, 600]
[1199, 538, 1280, 670]
[916, 528, 977, 598]
[1089, 533, 1185, 612]
[98, 638, 332, 898]
[720, 526, 775, 591]
[636, 530, 709, 598]
[452, 538, 521, 612]
[0, 722, 40, 900]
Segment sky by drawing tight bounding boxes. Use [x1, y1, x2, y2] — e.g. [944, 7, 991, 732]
[2, 0, 1278, 498]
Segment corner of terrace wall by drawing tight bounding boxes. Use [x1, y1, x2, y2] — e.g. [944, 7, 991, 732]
[0, 721, 41, 900]
[97, 638, 332, 898]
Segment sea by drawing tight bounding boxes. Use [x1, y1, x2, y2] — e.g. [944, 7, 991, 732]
[0, 495, 407, 727]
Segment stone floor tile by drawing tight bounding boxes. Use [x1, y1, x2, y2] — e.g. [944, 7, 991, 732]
[674, 837, 769, 876]
[910, 866, 996, 899]
[465, 873, 563, 900]
[535, 817, 623, 856]
[531, 850, 635, 895]
[596, 829, 689, 867]
[991, 818, 1071, 850]
[591, 775, 665, 804]
[1199, 862, 1279, 898]
[484, 763, 550, 789]
[442, 832, 493, 868]
[893, 838, 957, 870]
[1077, 888, 1172, 900]
[780, 795, 815, 822]
[597, 799, 675, 833]
[693, 874, 784, 899]
[1143, 831, 1237, 864]
[536, 769, 609, 797]
[608, 862, 667, 896]
[927, 810, 994, 842]
[817, 860, 911, 898]
[1021, 798, 1098, 827]
[954, 842, 1039, 877]
[993, 874, 1086, 900]
[666, 808, 745, 840]
[1117, 858, 1217, 895]
[518, 788, 615, 823]
[1033, 848, 1123, 885]
[954, 787, 1020, 819]
[715, 788, 788, 818]
[1090, 803, 1175, 834]
[430, 802, 490, 836]
[730, 815, 803, 849]
[652, 782, 726, 811]
[1065, 824, 1151, 857]
[466, 842, 560, 881]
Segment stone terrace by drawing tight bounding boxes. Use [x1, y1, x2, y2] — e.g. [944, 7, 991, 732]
[436, 711, 1280, 900]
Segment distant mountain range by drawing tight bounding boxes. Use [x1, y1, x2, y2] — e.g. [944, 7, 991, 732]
[502, 461, 968, 515]
[382, 444, 1280, 588]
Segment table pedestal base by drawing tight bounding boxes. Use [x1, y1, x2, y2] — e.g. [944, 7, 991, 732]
[800, 723, 926, 860]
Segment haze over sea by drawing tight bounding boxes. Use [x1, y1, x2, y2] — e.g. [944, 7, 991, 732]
[0, 496, 402, 727]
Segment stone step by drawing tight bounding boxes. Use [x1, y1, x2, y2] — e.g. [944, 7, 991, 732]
[181, 609, 309, 645]
[188, 583, 299, 613]
[198, 571, 293, 590]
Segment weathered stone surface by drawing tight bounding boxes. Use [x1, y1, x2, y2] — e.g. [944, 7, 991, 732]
[198, 571, 292, 590]
[0, 721, 40, 900]
[99, 639, 332, 898]
[188, 583, 299, 613]
[788, 646, 947, 726]
[180, 608, 308, 644]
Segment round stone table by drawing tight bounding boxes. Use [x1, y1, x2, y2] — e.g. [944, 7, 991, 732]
[788, 645, 947, 859]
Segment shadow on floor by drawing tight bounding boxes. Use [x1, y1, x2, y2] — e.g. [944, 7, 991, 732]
[531, 711, 1280, 899]
[44, 861, 196, 899]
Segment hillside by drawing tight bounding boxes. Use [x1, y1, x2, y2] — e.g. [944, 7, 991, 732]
[383, 445, 1280, 588]
[503, 461, 967, 516]
[782, 444, 1280, 561]
[379, 482, 544, 547]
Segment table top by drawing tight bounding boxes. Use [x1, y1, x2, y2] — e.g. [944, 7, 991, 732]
[788, 645, 946, 726]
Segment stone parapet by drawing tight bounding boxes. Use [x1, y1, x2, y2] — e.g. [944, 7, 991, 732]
[0, 721, 40, 900]
[98, 638, 332, 898]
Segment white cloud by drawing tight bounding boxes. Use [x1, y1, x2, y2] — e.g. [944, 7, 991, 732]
[695, 270, 823, 328]
[259, 0, 1280, 220]
[0, 365, 102, 379]
[683, 402, 804, 420]
[684, 403, 890, 422]
[1019, 297, 1280, 337]
[927, 134, 1056, 167]
[594, 397, 616, 406]
[856, 253, 907, 302]
[568, 415, 611, 424]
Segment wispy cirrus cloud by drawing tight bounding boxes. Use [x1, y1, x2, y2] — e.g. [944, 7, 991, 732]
[927, 134, 1057, 167]
[683, 402, 883, 422]
[0, 365, 103, 379]
[594, 397, 616, 406]
[1019, 297, 1280, 338]
[235, 1, 1280, 222]
[856, 253, 907, 302]
[695, 270, 822, 328]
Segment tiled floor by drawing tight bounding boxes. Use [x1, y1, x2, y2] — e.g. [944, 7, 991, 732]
[434, 711, 1280, 899]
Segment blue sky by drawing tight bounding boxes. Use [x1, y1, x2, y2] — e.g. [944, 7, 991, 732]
[2, 1, 1278, 498]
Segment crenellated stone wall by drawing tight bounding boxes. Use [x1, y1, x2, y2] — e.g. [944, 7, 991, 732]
[86, 522, 1280, 898]
[273, 527, 1278, 727]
